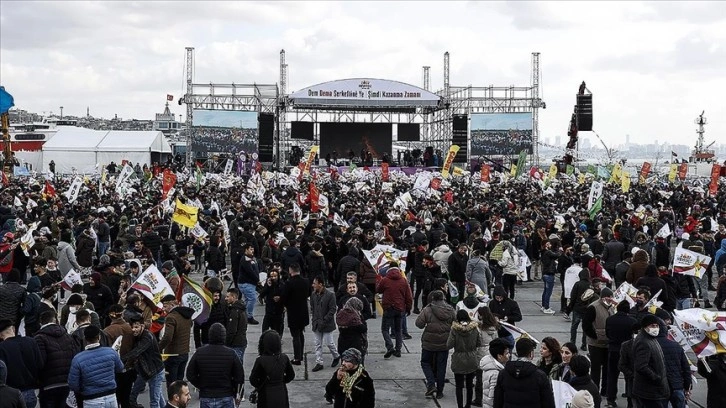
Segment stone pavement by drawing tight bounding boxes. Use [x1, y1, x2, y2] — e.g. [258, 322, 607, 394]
[140, 277, 711, 408]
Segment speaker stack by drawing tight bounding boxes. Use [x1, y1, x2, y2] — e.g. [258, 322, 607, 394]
[258, 113, 275, 162]
[452, 114, 468, 162]
[576, 94, 593, 131]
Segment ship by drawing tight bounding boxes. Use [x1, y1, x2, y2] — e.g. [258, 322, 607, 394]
[684, 111, 719, 178]
[8, 117, 78, 171]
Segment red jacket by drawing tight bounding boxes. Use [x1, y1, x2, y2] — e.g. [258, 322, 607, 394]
[376, 268, 413, 313]
[0, 243, 14, 274]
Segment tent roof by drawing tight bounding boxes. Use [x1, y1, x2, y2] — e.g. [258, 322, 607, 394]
[43, 128, 171, 153]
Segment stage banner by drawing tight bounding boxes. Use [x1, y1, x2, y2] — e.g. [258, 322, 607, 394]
[303, 146, 319, 176]
[639, 162, 651, 184]
[480, 164, 491, 182]
[441, 145, 460, 178]
[709, 164, 721, 196]
[678, 162, 688, 181]
[381, 162, 389, 182]
[668, 164, 678, 183]
[672, 246, 712, 278]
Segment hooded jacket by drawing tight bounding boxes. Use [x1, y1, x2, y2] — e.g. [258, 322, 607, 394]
[0, 360, 24, 408]
[626, 249, 650, 283]
[0, 281, 25, 325]
[432, 244, 452, 275]
[480, 355, 504, 408]
[57, 240, 81, 276]
[158, 306, 194, 355]
[225, 300, 248, 348]
[567, 269, 596, 315]
[715, 238, 726, 274]
[34, 323, 79, 390]
[488, 286, 522, 324]
[186, 324, 245, 398]
[448, 320, 482, 374]
[376, 268, 413, 313]
[0, 334, 42, 391]
[415, 299, 455, 351]
[493, 358, 556, 408]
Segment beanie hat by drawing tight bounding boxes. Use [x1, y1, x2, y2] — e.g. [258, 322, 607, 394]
[599, 287, 613, 298]
[91, 272, 102, 283]
[68, 294, 84, 306]
[641, 314, 660, 329]
[162, 261, 174, 271]
[208, 323, 226, 345]
[571, 390, 595, 408]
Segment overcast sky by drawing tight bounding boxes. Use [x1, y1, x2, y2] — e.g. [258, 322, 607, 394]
[1, 1, 725, 148]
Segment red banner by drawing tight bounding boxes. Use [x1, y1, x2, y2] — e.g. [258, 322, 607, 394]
[678, 163, 688, 181]
[309, 182, 320, 213]
[161, 169, 177, 200]
[443, 190, 454, 204]
[480, 164, 491, 182]
[709, 164, 721, 196]
[528, 166, 543, 180]
[381, 162, 389, 182]
[44, 180, 56, 197]
[430, 177, 442, 190]
[639, 162, 651, 184]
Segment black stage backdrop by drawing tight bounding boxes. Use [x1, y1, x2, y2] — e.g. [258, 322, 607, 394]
[319, 122, 392, 159]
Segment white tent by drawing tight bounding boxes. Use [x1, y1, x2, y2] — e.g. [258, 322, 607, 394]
[42, 129, 172, 174]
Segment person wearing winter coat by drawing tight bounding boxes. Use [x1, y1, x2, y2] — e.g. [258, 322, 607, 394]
[604, 300, 637, 407]
[225, 288, 249, 366]
[158, 295, 195, 384]
[466, 251, 492, 296]
[416, 290, 455, 399]
[634, 265, 668, 305]
[0, 360, 25, 408]
[34, 309, 79, 408]
[0, 319, 42, 408]
[568, 355, 602, 408]
[472, 307, 500, 407]
[103, 305, 135, 408]
[186, 323, 245, 407]
[697, 353, 726, 408]
[376, 264, 413, 358]
[488, 286, 522, 326]
[567, 269, 597, 351]
[432, 242, 452, 276]
[74, 228, 95, 268]
[625, 249, 649, 284]
[479, 338, 510, 408]
[493, 337, 555, 408]
[324, 348, 375, 408]
[456, 284, 488, 321]
[68, 325, 124, 406]
[83, 272, 115, 325]
[337, 281, 372, 321]
[498, 242, 520, 299]
[632, 314, 670, 407]
[57, 230, 81, 277]
[448, 309, 482, 408]
[310, 276, 340, 372]
[0, 268, 25, 328]
[125, 315, 165, 408]
[336, 297, 368, 363]
[448, 244, 469, 302]
[249, 329, 295, 408]
[305, 242, 327, 283]
[21, 276, 42, 336]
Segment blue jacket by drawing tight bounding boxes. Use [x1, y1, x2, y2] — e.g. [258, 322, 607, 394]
[68, 346, 123, 397]
[715, 239, 726, 272]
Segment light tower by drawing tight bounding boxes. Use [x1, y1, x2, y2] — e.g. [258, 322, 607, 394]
[422, 66, 430, 142]
[278, 49, 287, 169]
[184, 47, 195, 169]
[531, 52, 541, 166]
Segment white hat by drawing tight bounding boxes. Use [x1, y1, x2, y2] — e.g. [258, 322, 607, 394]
[681, 232, 690, 240]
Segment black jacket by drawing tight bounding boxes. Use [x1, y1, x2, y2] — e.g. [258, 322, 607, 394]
[186, 344, 244, 398]
[493, 359, 555, 408]
[567, 269, 596, 315]
[697, 355, 726, 408]
[489, 287, 522, 325]
[34, 324, 79, 390]
[632, 329, 670, 401]
[325, 367, 375, 408]
[656, 327, 691, 391]
[447, 251, 468, 282]
[0, 335, 42, 391]
[605, 312, 637, 352]
[225, 300, 248, 348]
[335, 254, 360, 282]
[0, 282, 25, 325]
[123, 330, 164, 380]
[249, 353, 295, 408]
[569, 374, 602, 408]
[281, 275, 310, 329]
[82, 282, 115, 317]
[238, 256, 260, 285]
[280, 247, 306, 276]
[259, 280, 285, 316]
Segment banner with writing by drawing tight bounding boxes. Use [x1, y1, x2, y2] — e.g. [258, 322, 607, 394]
[441, 145, 460, 178]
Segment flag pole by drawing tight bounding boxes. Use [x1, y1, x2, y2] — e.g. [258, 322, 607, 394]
[1, 113, 12, 177]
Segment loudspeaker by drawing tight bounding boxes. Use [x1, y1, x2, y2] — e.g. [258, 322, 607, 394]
[258, 113, 275, 162]
[397, 123, 420, 141]
[452, 114, 468, 163]
[291, 121, 314, 140]
[576, 94, 593, 131]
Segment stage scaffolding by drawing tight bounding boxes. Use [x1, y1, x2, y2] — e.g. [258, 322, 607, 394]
[181, 48, 544, 169]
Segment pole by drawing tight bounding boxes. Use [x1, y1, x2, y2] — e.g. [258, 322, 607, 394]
[1, 113, 12, 175]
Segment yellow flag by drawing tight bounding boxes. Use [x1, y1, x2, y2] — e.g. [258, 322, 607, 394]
[441, 145, 460, 178]
[621, 171, 631, 192]
[303, 146, 319, 175]
[172, 199, 198, 228]
[548, 164, 558, 180]
[453, 166, 465, 177]
[510, 164, 517, 177]
[609, 163, 622, 184]
[668, 164, 678, 182]
[578, 173, 586, 184]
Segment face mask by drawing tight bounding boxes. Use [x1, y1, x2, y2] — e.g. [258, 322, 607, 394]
[646, 327, 660, 337]
[70, 306, 78, 313]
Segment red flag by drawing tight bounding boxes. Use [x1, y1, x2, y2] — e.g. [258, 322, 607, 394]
[639, 162, 651, 183]
[297, 162, 305, 181]
[167, 94, 174, 101]
[363, 166, 370, 172]
[381, 162, 389, 182]
[678, 163, 688, 181]
[309, 182, 320, 213]
[480, 165, 491, 182]
[161, 169, 177, 199]
[1, 172, 8, 187]
[429, 177, 442, 190]
[443, 189, 454, 204]
[529, 166, 543, 180]
[44, 180, 57, 197]
[709, 164, 721, 196]
[256, 162, 262, 174]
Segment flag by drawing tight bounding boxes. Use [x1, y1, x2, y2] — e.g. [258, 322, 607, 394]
[621, 171, 630, 192]
[161, 169, 177, 200]
[452, 166, 465, 177]
[43, 180, 57, 197]
[609, 162, 622, 184]
[668, 164, 678, 183]
[586, 164, 595, 175]
[333, 213, 349, 228]
[224, 159, 234, 175]
[639, 162, 651, 184]
[195, 163, 203, 191]
[20, 222, 38, 257]
[177, 275, 213, 324]
[672, 246, 712, 278]
[672, 151, 678, 157]
[656, 223, 671, 238]
[709, 164, 721, 196]
[361, 244, 409, 274]
[309, 182, 320, 213]
[588, 196, 603, 220]
[132, 265, 175, 308]
[166, 94, 174, 101]
[381, 162, 389, 182]
[304, 146, 319, 176]
[0, 87, 14, 114]
[172, 198, 198, 228]
[671, 309, 726, 358]
[587, 181, 603, 210]
[61, 269, 83, 291]
[565, 165, 574, 176]
[429, 177, 442, 190]
[1, 172, 8, 187]
[500, 321, 539, 343]
[597, 166, 610, 180]
[441, 145, 460, 178]
[515, 150, 527, 179]
[480, 164, 491, 182]
[190, 223, 208, 239]
[548, 164, 558, 180]
[678, 163, 688, 181]
[65, 177, 83, 204]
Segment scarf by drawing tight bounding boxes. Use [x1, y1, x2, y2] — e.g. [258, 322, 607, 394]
[339, 364, 365, 400]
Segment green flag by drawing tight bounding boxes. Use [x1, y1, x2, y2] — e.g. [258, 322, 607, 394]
[515, 150, 527, 179]
[588, 196, 603, 220]
[587, 164, 595, 175]
[566, 165, 575, 176]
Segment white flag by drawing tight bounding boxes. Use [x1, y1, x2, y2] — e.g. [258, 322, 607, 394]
[333, 213, 349, 228]
[224, 159, 234, 175]
[65, 177, 83, 204]
[656, 223, 671, 238]
[130, 265, 175, 308]
[588, 181, 603, 210]
[116, 164, 134, 193]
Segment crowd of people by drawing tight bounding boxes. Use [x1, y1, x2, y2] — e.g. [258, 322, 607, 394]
[191, 127, 258, 156]
[470, 129, 533, 156]
[0, 158, 724, 408]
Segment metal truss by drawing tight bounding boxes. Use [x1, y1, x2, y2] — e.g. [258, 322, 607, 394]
[184, 83, 278, 113]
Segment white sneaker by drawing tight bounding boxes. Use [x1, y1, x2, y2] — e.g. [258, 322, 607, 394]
[542, 308, 556, 314]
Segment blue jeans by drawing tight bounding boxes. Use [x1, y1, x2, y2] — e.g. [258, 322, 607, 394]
[570, 311, 585, 348]
[84, 394, 118, 408]
[541, 274, 555, 309]
[381, 308, 403, 352]
[200, 396, 235, 408]
[232, 346, 246, 383]
[97, 241, 110, 257]
[22, 389, 37, 408]
[239, 283, 257, 318]
[669, 389, 686, 408]
[131, 370, 165, 408]
[421, 349, 449, 392]
[164, 353, 188, 384]
[676, 298, 691, 310]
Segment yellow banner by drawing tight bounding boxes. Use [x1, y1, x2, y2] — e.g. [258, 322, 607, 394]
[172, 199, 199, 228]
[441, 145, 460, 178]
[453, 166, 465, 177]
[578, 173, 586, 184]
[510, 164, 517, 177]
[548, 164, 557, 180]
[668, 164, 678, 183]
[303, 146, 319, 175]
[609, 163, 622, 184]
[621, 171, 630, 192]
